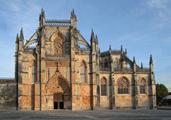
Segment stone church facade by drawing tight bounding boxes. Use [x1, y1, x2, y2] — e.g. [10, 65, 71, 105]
[15, 9, 156, 111]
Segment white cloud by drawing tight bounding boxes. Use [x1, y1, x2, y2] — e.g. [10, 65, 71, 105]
[146, 0, 169, 9]
[145, 0, 171, 28]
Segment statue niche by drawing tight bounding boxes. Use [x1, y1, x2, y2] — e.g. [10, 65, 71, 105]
[49, 31, 65, 56]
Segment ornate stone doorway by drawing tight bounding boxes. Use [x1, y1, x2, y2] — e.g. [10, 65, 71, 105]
[46, 64, 70, 110]
[54, 93, 64, 109]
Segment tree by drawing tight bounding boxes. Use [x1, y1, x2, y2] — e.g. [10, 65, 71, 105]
[156, 83, 168, 105]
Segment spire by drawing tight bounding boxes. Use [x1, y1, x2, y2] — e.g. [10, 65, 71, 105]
[90, 29, 96, 52]
[141, 62, 143, 69]
[98, 48, 101, 54]
[149, 54, 153, 64]
[149, 54, 154, 73]
[90, 29, 95, 42]
[70, 9, 77, 28]
[125, 48, 127, 55]
[133, 56, 136, 72]
[19, 28, 24, 41]
[15, 34, 19, 52]
[39, 8, 45, 27]
[121, 45, 123, 53]
[95, 34, 99, 44]
[133, 56, 136, 64]
[91, 29, 94, 36]
[16, 34, 19, 43]
[109, 44, 112, 53]
[71, 9, 75, 16]
[71, 9, 77, 20]
[40, 8, 45, 17]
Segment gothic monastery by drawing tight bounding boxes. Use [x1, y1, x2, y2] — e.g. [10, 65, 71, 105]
[15, 9, 156, 111]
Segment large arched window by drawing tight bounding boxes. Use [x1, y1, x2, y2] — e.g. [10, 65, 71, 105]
[101, 77, 107, 96]
[118, 77, 129, 94]
[140, 78, 146, 94]
[80, 61, 87, 83]
[50, 31, 65, 56]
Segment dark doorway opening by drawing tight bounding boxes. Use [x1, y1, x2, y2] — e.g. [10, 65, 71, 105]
[59, 102, 64, 109]
[53, 102, 64, 109]
[54, 93, 64, 109]
[54, 102, 58, 109]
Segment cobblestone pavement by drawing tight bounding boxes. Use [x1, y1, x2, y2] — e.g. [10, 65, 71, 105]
[0, 109, 171, 120]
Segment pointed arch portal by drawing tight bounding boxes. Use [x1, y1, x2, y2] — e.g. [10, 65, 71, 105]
[46, 70, 70, 109]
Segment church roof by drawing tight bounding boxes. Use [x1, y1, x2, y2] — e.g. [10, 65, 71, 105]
[45, 19, 71, 26]
[100, 50, 121, 56]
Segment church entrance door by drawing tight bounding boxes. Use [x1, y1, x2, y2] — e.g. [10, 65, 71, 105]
[54, 93, 64, 109]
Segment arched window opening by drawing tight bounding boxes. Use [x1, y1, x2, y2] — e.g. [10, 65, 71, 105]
[50, 31, 65, 56]
[140, 78, 146, 94]
[118, 77, 129, 94]
[80, 61, 87, 83]
[104, 59, 108, 68]
[101, 77, 107, 96]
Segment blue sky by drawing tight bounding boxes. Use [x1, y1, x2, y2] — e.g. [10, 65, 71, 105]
[0, 0, 171, 91]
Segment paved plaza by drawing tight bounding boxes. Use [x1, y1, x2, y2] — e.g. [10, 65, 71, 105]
[0, 109, 171, 120]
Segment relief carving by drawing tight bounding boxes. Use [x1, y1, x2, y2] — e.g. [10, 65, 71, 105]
[47, 75, 69, 95]
[46, 68, 70, 95]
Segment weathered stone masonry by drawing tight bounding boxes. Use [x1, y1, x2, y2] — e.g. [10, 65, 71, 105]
[15, 9, 156, 111]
